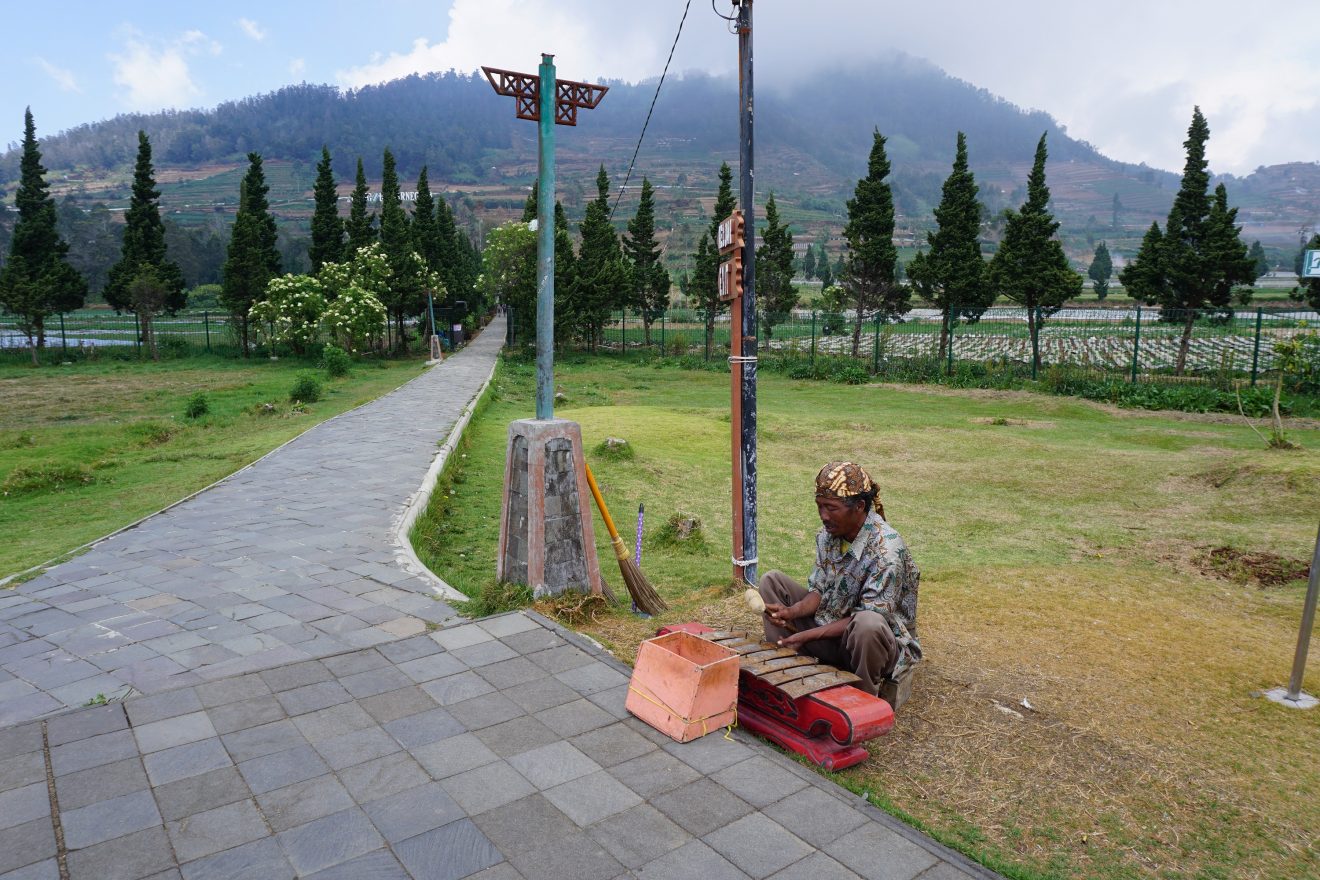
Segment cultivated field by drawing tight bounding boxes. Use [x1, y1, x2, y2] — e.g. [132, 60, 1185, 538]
[415, 355, 1320, 880]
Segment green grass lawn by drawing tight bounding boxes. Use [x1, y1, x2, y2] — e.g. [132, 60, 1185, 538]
[415, 352, 1320, 880]
[0, 353, 429, 578]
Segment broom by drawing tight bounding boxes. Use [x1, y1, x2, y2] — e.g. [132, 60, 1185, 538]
[583, 462, 668, 615]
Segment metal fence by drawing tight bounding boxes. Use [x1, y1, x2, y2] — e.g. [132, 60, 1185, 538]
[505, 305, 1319, 388]
[0, 310, 434, 361]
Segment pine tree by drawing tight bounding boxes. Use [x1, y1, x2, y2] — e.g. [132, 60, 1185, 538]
[906, 132, 991, 358]
[622, 178, 670, 345]
[378, 148, 423, 351]
[575, 165, 626, 349]
[692, 162, 737, 354]
[1293, 233, 1320, 310]
[757, 193, 800, 350]
[802, 246, 816, 281]
[434, 191, 462, 305]
[105, 131, 185, 318]
[0, 109, 86, 363]
[412, 167, 439, 270]
[309, 146, 343, 272]
[817, 250, 833, 289]
[345, 158, 376, 253]
[1247, 240, 1268, 280]
[1119, 108, 1255, 374]
[839, 131, 909, 357]
[221, 153, 281, 355]
[987, 133, 1081, 373]
[1088, 241, 1113, 301]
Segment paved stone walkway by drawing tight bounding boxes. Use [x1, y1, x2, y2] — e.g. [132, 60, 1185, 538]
[0, 611, 996, 880]
[0, 320, 504, 725]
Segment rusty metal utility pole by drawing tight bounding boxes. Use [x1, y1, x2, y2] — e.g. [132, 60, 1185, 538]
[732, 0, 758, 585]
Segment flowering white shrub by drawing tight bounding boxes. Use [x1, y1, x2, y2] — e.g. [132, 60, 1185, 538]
[249, 274, 328, 356]
[322, 283, 387, 353]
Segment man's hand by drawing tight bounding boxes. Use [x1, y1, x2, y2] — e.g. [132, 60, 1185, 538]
[763, 602, 797, 629]
[776, 629, 818, 649]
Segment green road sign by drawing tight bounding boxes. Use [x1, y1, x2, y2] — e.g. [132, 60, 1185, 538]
[1304, 249, 1320, 278]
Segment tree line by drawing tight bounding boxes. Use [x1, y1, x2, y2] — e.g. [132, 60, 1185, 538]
[0, 110, 482, 362]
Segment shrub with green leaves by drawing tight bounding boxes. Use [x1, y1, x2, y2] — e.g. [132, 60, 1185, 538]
[249, 274, 329, 356]
[184, 392, 209, 419]
[322, 344, 352, 378]
[289, 372, 323, 404]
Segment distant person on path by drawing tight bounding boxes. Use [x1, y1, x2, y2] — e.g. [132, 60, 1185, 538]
[758, 461, 921, 697]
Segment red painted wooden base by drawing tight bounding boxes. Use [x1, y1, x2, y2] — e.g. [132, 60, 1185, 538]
[657, 622, 894, 769]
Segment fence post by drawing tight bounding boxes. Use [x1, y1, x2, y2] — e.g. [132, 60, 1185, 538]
[810, 310, 817, 368]
[1250, 308, 1263, 386]
[872, 312, 881, 373]
[660, 313, 665, 353]
[203, 312, 212, 353]
[1032, 307, 1041, 381]
[622, 311, 627, 352]
[1130, 305, 1142, 383]
[59, 313, 67, 354]
[946, 319, 955, 376]
[134, 313, 142, 358]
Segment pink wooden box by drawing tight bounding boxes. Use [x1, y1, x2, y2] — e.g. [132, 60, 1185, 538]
[626, 631, 739, 743]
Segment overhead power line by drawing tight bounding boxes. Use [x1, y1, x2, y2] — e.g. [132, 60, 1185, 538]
[609, 0, 693, 221]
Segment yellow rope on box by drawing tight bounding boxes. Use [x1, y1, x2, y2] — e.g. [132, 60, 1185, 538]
[628, 684, 737, 741]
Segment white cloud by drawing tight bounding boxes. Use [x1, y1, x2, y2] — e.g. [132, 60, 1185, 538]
[238, 18, 266, 42]
[335, 0, 663, 88]
[108, 29, 216, 112]
[289, 58, 306, 77]
[35, 58, 80, 93]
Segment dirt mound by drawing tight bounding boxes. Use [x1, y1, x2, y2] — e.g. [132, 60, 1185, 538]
[1196, 545, 1311, 588]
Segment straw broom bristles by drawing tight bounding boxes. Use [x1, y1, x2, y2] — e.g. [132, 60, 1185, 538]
[584, 463, 668, 615]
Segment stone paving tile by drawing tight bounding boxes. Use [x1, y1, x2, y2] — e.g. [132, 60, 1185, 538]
[711, 756, 811, 808]
[535, 697, 617, 737]
[61, 789, 162, 850]
[651, 778, 755, 837]
[145, 737, 235, 787]
[132, 711, 217, 754]
[166, 799, 268, 862]
[420, 671, 495, 706]
[153, 766, 252, 822]
[411, 732, 500, 780]
[705, 813, 815, 879]
[761, 787, 869, 849]
[473, 715, 561, 758]
[338, 751, 430, 804]
[0, 858, 61, 880]
[382, 706, 464, 748]
[507, 740, 601, 790]
[65, 826, 176, 880]
[766, 851, 863, 880]
[0, 782, 50, 830]
[362, 781, 465, 843]
[237, 744, 329, 794]
[544, 768, 644, 827]
[0, 817, 56, 875]
[178, 836, 294, 880]
[824, 824, 943, 880]
[301, 849, 411, 880]
[54, 757, 149, 811]
[586, 803, 692, 870]
[0, 751, 45, 794]
[276, 806, 384, 876]
[393, 819, 504, 880]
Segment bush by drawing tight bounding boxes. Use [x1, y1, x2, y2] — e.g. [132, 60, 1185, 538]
[2, 463, 97, 495]
[289, 372, 323, 404]
[322, 344, 352, 378]
[184, 392, 209, 419]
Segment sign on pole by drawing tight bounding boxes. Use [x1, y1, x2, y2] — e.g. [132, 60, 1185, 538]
[1302, 249, 1320, 279]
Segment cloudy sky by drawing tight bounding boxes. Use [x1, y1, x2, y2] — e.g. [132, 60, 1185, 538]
[4, 1, 1317, 176]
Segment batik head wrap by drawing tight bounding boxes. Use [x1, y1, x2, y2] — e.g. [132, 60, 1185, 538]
[815, 461, 885, 518]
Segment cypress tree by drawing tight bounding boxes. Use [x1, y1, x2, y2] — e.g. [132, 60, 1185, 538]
[802, 246, 816, 281]
[839, 130, 909, 357]
[412, 166, 439, 270]
[309, 146, 343, 272]
[1248, 241, 1268, 281]
[692, 162, 736, 354]
[221, 153, 281, 355]
[105, 131, 185, 316]
[378, 148, 423, 350]
[575, 165, 626, 349]
[0, 109, 86, 363]
[1119, 108, 1256, 373]
[1088, 241, 1113, 301]
[345, 157, 376, 253]
[906, 132, 991, 359]
[758, 193, 800, 350]
[622, 178, 670, 345]
[987, 133, 1081, 373]
[433, 193, 462, 304]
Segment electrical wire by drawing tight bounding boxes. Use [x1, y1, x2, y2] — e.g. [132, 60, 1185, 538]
[608, 0, 693, 221]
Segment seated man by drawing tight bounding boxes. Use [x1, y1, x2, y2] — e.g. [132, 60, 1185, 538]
[759, 461, 921, 697]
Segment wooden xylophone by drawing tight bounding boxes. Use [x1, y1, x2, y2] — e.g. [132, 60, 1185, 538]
[657, 623, 894, 770]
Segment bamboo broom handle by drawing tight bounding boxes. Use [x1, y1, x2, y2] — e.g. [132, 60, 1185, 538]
[584, 464, 631, 562]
